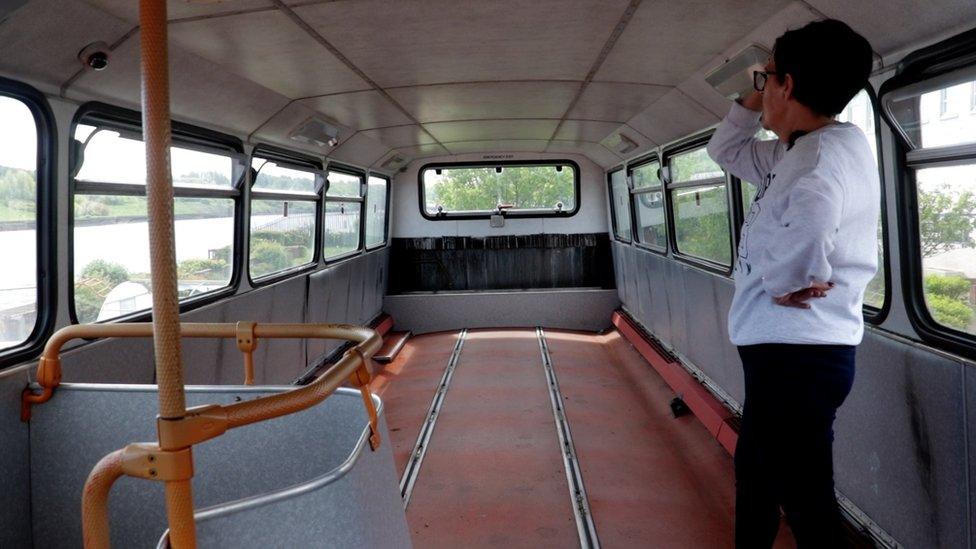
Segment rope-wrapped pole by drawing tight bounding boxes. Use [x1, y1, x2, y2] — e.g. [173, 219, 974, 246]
[139, 1, 196, 547]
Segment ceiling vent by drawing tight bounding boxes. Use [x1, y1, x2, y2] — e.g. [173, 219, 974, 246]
[611, 133, 638, 155]
[379, 153, 407, 171]
[705, 44, 771, 101]
[289, 117, 340, 148]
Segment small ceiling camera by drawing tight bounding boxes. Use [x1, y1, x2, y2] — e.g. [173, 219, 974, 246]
[78, 42, 111, 71]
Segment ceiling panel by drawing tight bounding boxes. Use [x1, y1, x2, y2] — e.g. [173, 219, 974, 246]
[595, 0, 790, 85]
[387, 81, 580, 123]
[73, 31, 291, 137]
[443, 140, 551, 155]
[82, 0, 273, 23]
[303, 90, 413, 130]
[168, 9, 368, 98]
[328, 132, 391, 168]
[627, 89, 720, 146]
[553, 120, 623, 143]
[426, 120, 559, 143]
[295, 0, 630, 87]
[0, 0, 132, 87]
[547, 140, 621, 168]
[567, 82, 670, 122]
[805, 0, 976, 57]
[393, 143, 451, 158]
[360, 125, 437, 148]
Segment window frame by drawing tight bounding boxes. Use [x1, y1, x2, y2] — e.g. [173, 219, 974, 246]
[68, 102, 245, 326]
[662, 135, 735, 275]
[627, 153, 668, 254]
[0, 77, 57, 369]
[364, 173, 391, 251]
[879, 29, 976, 359]
[606, 166, 633, 244]
[323, 162, 366, 263]
[418, 159, 582, 221]
[247, 145, 323, 287]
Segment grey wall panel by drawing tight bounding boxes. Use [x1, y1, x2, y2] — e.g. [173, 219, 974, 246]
[664, 260, 689, 352]
[834, 334, 969, 549]
[0, 369, 31, 549]
[645, 252, 673, 344]
[385, 289, 620, 334]
[623, 245, 638, 310]
[611, 242, 626, 304]
[679, 271, 742, 401]
[347, 257, 366, 325]
[306, 267, 337, 363]
[634, 249, 652, 328]
[59, 337, 156, 384]
[180, 278, 308, 385]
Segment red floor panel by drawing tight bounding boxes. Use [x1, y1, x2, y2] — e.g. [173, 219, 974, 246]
[404, 329, 579, 548]
[544, 329, 796, 548]
[370, 331, 461, 476]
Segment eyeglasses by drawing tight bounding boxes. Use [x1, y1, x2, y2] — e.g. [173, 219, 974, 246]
[753, 70, 778, 92]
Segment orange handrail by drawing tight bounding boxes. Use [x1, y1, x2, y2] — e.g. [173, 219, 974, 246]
[63, 322, 381, 548]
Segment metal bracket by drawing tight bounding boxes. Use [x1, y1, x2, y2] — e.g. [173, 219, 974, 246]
[121, 443, 194, 481]
[236, 321, 257, 385]
[348, 348, 381, 451]
[157, 404, 229, 450]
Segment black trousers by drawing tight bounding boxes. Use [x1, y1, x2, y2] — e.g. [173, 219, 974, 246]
[734, 343, 856, 549]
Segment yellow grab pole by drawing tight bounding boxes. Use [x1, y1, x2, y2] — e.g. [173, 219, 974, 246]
[139, 0, 196, 547]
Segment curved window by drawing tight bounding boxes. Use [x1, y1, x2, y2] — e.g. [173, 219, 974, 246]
[365, 175, 389, 249]
[324, 167, 364, 260]
[71, 111, 241, 323]
[630, 159, 666, 251]
[421, 161, 579, 219]
[668, 145, 732, 267]
[0, 96, 41, 353]
[249, 157, 319, 281]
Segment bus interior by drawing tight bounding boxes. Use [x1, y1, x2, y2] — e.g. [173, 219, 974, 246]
[1, 0, 976, 547]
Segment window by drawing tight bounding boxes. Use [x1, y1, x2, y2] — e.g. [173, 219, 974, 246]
[249, 155, 319, 281]
[420, 161, 579, 219]
[324, 167, 364, 260]
[836, 88, 886, 311]
[668, 146, 732, 266]
[629, 159, 666, 250]
[939, 88, 950, 117]
[72, 114, 241, 323]
[608, 168, 632, 242]
[0, 95, 43, 354]
[365, 175, 389, 249]
[971, 82, 976, 112]
[885, 70, 976, 344]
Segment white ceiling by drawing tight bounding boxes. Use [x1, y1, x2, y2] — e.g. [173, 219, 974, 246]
[0, 0, 971, 170]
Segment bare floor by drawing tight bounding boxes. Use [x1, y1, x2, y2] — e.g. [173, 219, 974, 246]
[371, 328, 796, 548]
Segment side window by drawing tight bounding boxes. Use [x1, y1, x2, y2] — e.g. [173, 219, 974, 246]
[608, 168, 632, 242]
[324, 168, 364, 260]
[630, 159, 666, 251]
[0, 95, 41, 353]
[249, 156, 319, 281]
[887, 73, 976, 340]
[836, 88, 886, 311]
[364, 175, 389, 249]
[668, 146, 732, 267]
[72, 122, 240, 323]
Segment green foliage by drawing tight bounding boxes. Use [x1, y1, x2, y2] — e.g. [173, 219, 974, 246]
[177, 258, 228, 281]
[255, 168, 314, 192]
[919, 185, 976, 257]
[75, 260, 131, 322]
[925, 292, 974, 329]
[252, 229, 311, 247]
[250, 240, 290, 278]
[81, 260, 130, 287]
[923, 274, 974, 330]
[428, 166, 574, 212]
[0, 166, 37, 222]
[673, 187, 732, 265]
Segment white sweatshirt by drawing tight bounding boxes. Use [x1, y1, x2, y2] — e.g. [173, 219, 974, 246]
[706, 101, 879, 346]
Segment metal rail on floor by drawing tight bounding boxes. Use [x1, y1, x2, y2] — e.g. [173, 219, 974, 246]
[398, 329, 468, 506]
[536, 327, 600, 549]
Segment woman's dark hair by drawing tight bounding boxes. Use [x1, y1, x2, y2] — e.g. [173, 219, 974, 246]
[773, 19, 873, 116]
